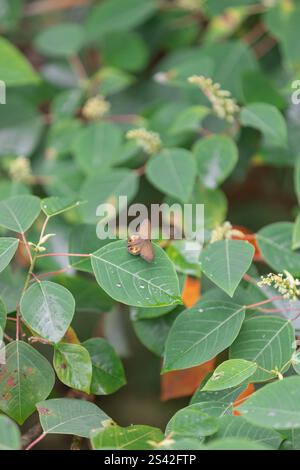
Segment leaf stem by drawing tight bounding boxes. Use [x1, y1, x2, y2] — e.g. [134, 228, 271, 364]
[21, 232, 33, 265]
[37, 252, 90, 259]
[246, 296, 283, 310]
[25, 432, 47, 450]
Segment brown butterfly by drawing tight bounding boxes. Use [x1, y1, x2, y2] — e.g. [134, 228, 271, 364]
[127, 218, 154, 263]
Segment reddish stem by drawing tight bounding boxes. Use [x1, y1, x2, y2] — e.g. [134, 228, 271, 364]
[21, 232, 33, 264]
[33, 266, 72, 280]
[246, 296, 284, 310]
[25, 433, 47, 450]
[37, 253, 90, 259]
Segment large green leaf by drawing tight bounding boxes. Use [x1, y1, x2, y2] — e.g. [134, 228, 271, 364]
[0, 238, 19, 273]
[37, 398, 109, 437]
[265, 3, 300, 67]
[230, 316, 295, 382]
[0, 341, 55, 424]
[91, 240, 182, 307]
[203, 359, 257, 391]
[102, 31, 149, 72]
[239, 376, 300, 430]
[83, 338, 126, 395]
[240, 103, 287, 148]
[85, 0, 157, 42]
[165, 404, 219, 438]
[257, 222, 300, 276]
[163, 301, 245, 372]
[73, 122, 123, 175]
[20, 281, 75, 343]
[205, 437, 271, 450]
[0, 95, 43, 156]
[35, 23, 85, 58]
[0, 37, 39, 85]
[0, 415, 21, 450]
[0, 196, 41, 233]
[145, 148, 197, 203]
[53, 343, 92, 393]
[191, 384, 247, 417]
[193, 135, 238, 189]
[80, 169, 139, 223]
[90, 424, 164, 450]
[199, 240, 254, 297]
[208, 415, 282, 449]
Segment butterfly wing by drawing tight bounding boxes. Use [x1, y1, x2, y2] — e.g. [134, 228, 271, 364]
[140, 240, 154, 263]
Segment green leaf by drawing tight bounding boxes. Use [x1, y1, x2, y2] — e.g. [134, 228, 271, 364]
[41, 196, 83, 218]
[199, 240, 254, 297]
[205, 437, 271, 450]
[90, 424, 164, 450]
[230, 316, 295, 382]
[265, 3, 300, 67]
[0, 196, 41, 233]
[45, 119, 82, 159]
[20, 281, 75, 343]
[0, 238, 19, 273]
[208, 415, 282, 449]
[35, 23, 85, 58]
[0, 95, 43, 156]
[85, 0, 157, 42]
[80, 169, 139, 223]
[239, 376, 300, 430]
[0, 37, 40, 86]
[102, 31, 149, 72]
[0, 0, 24, 33]
[165, 404, 219, 438]
[37, 398, 109, 437]
[170, 106, 210, 134]
[95, 67, 134, 95]
[51, 88, 83, 121]
[91, 240, 182, 307]
[193, 135, 238, 189]
[0, 297, 6, 332]
[83, 338, 126, 395]
[0, 415, 21, 450]
[166, 241, 202, 278]
[292, 213, 300, 250]
[203, 359, 257, 392]
[146, 148, 197, 203]
[240, 103, 287, 148]
[163, 301, 245, 372]
[53, 343, 92, 393]
[0, 341, 55, 424]
[73, 122, 123, 175]
[132, 309, 180, 357]
[191, 384, 247, 417]
[257, 222, 300, 276]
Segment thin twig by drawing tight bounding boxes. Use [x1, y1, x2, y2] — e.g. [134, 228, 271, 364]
[22, 423, 43, 448]
[25, 432, 47, 450]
